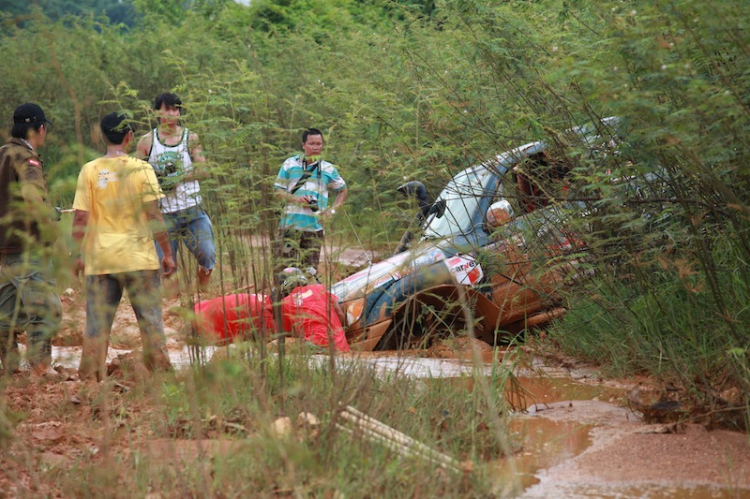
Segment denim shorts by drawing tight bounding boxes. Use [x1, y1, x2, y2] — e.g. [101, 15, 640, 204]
[155, 206, 216, 271]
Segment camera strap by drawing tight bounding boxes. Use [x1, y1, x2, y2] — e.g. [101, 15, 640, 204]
[289, 161, 319, 195]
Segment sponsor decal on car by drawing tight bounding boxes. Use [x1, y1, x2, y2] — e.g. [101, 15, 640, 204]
[392, 266, 417, 281]
[413, 249, 445, 267]
[371, 274, 394, 290]
[446, 255, 484, 286]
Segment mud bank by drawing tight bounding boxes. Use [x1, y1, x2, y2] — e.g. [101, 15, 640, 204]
[515, 400, 750, 498]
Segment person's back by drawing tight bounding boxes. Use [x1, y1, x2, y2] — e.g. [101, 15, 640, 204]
[281, 283, 349, 352]
[193, 293, 275, 344]
[77, 156, 161, 275]
[73, 112, 176, 380]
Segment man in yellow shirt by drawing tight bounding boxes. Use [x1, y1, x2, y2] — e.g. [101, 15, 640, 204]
[71, 112, 176, 380]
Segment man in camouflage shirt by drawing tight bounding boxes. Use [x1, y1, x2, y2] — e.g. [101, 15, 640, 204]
[0, 103, 62, 373]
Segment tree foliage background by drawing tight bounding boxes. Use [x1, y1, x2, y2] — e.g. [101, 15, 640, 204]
[1, 0, 749, 421]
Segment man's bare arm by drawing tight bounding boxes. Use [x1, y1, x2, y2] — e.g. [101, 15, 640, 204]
[145, 200, 176, 277]
[185, 132, 209, 181]
[189, 132, 207, 163]
[320, 187, 348, 220]
[333, 300, 346, 328]
[135, 133, 153, 161]
[71, 210, 88, 248]
[71, 210, 89, 278]
[331, 187, 348, 210]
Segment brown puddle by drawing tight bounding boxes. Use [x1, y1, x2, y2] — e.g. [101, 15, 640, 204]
[492, 377, 750, 498]
[47, 340, 748, 498]
[494, 418, 593, 496]
[507, 376, 622, 412]
[488, 377, 607, 495]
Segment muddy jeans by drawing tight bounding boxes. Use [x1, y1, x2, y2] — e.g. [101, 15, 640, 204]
[0, 253, 62, 371]
[79, 270, 172, 380]
[274, 228, 324, 273]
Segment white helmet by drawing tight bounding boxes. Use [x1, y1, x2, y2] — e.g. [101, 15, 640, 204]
[486, 199, 514, 229]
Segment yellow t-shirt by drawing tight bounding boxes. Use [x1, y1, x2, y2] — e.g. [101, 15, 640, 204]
[72, 156, 163, 275]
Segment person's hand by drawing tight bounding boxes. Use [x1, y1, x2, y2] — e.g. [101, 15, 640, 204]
[162, 255, 177, 278]
[297, 194, 315, 206]
[72, 256, 85, 281]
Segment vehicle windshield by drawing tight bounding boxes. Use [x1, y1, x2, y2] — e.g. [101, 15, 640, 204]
[423, 167, 495, 239]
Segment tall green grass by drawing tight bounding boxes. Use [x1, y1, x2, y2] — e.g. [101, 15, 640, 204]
[26, 351, 520, 497]
[549, 228, 750, 428]
[2, 0, 750, 438]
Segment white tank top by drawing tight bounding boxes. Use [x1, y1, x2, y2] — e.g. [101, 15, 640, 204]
[147, 128, 202, 213]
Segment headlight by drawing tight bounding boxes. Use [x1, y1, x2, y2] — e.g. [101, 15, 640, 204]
[345, 298, 365, 327]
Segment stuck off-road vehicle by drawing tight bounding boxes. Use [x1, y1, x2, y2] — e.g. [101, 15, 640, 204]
[332, 117, 665, 351]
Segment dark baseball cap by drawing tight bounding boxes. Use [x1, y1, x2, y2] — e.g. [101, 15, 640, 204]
[13, 103, 52, 125]
[100, 112, 135, 135]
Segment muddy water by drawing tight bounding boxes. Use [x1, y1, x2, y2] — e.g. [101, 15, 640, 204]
[499, 379, 747, 499]
[46, 346, 749, 498]
[495, 378, 607, 496]
[347, 354, 749, 498]
[496, 418, 592, 496]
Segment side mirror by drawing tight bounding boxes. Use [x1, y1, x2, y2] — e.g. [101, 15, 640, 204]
[486, 200, 514, 230]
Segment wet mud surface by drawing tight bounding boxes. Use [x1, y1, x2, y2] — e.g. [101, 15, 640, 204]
[3, 290, 750, 498]
[359, 353, 750, 497]
[518, 400, 750, 498]
[508, 381, 750, 498]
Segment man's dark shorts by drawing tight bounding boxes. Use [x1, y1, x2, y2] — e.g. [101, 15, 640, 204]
[274, 228, 323, 272]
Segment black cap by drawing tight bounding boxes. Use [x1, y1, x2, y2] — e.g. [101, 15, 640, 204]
[13, 103, 52, 125]
[100, 112, 134, 135]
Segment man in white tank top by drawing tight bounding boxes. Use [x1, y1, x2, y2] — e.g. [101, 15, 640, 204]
[136, 93, 216, 291]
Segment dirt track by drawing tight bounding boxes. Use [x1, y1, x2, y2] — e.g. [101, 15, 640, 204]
[3, 284, 750, 497]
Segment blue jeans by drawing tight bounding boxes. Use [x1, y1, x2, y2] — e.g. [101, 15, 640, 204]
[80, 270, 171, 380]
[156, 206, 216, 271]
[0, 253, 62, 369]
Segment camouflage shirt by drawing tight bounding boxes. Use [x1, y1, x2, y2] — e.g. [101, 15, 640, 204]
[0, 138, 49, 253]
